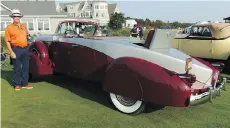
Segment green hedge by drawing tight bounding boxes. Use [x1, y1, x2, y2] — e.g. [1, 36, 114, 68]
[109, 28, 152, 39]
[1, 35, 6, 49]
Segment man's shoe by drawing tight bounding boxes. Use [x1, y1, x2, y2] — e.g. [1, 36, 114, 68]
[22, 85, 33, 89]
[15, 86, 21, 91]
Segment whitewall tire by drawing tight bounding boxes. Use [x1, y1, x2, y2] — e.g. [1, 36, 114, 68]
[110, 93, 145, 115]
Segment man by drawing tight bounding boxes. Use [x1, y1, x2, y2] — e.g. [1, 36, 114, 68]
[4, 9, 33, 91]
[137, 24, 144, 39]
[130, 24, 138, 37]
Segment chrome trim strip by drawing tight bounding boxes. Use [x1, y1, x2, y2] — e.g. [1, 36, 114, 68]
[211, 64, 221, 67]
[178, 76, 191, 79]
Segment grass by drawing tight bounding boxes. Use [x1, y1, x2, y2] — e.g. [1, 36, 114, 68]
[1, 63, 230, 128]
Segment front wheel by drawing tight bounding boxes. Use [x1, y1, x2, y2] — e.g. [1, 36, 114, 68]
[109, 93, 145, 115]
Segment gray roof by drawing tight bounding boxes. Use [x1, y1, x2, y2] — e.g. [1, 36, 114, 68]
[59, 1, 85, 11]
[78, 2, 86, 11]
[1, 1, 67, 16]
[1, 10, 11, 15]
[108, 3, 117, 16]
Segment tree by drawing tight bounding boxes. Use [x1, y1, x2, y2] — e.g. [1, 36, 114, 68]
[108, 12, 125, 30]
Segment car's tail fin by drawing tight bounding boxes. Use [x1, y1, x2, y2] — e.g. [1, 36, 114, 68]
[149, 29, 177, 50]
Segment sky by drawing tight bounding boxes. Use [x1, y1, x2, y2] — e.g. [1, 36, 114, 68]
[57, 0, 230, 23]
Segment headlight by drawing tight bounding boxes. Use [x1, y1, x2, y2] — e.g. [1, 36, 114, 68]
[185, 58, 193, 73]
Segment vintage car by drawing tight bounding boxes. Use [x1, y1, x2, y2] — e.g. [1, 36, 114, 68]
[173, 23, 230, 68]
[29, 20, 226, 115]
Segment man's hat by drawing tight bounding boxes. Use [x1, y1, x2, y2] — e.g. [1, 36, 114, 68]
[9, 9, 23, 17]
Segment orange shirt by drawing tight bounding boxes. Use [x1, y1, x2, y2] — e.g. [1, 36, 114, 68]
[5, 23, 28, 48]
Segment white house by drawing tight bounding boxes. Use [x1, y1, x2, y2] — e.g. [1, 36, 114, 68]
[58, 0, 120, 26]
[0, 0, 68, 34]
[123, 19, 137, 28]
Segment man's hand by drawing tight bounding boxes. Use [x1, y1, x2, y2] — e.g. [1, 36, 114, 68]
[10, 51, 16, 59]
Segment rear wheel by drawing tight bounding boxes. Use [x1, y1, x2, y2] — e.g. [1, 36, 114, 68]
[109, 93, 145, 115]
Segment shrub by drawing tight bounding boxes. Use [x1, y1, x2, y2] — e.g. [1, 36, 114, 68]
[108, 28, 152, 39]
[109, 28, 131, 37]
[1, 35, 6, 49]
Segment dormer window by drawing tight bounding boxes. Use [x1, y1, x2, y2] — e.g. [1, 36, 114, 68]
[86, 5, 90, 9]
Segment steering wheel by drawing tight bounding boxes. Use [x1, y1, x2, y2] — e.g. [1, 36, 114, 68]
[64, 30, 77, 35]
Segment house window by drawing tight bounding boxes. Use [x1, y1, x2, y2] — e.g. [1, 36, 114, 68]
[101, 13, 104, 17]
[85, 12, 90, 17]
[37, 18, 50, 31]
[100, 5, 104, 9]
[86, 5, 90, 9]
[95, 5, 99, 9]
[96, 13, 98, 17]
[21, 18, 35, 31]
[0, 18, 12, 31]
[105, 5, 108, 9]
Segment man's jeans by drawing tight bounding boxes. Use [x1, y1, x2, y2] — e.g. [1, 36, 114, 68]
[11, 46, 29, 87]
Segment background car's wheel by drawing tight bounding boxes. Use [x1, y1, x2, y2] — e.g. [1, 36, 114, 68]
[109, 93, 145, 115]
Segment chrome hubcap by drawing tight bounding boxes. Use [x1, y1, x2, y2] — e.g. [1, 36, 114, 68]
[116, 95, 137, 106]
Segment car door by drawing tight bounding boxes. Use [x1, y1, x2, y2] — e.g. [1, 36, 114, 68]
[49, 21, 77, 75]
[68, 38, 97, 81]
[49, 40, 72, 75]
[179, 26, 213, 59]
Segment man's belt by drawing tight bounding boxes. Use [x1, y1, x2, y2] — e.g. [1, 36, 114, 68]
[12, 45, 28, 49]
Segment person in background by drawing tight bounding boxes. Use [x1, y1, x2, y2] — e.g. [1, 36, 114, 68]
[4, 9, 33, 91]
[104, 27, 110, 36]
[130, 24, 138, 37]
[137, 24, 144, 40]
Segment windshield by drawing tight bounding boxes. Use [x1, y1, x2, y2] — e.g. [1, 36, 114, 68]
[56, 22, 97, 37]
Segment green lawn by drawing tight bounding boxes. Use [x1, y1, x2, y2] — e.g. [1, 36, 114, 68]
[1, 64, 230, 128]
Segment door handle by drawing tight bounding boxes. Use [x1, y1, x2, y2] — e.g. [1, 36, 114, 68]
[72, 44, 84, 48]
[72, 44, 80, 47]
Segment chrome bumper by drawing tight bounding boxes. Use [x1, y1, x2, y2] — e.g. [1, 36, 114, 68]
[189, 77, 227, 106]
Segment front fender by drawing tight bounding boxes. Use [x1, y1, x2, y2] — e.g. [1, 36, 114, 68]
[29, 40, 50, 65]
[103, 57, 191, 107]
[29, 40, 53, 75]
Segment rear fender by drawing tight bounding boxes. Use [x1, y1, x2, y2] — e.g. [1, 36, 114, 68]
[192, 57, 220, 85]
[103, 57, 191, 107]
[103, 58, 143, 100]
